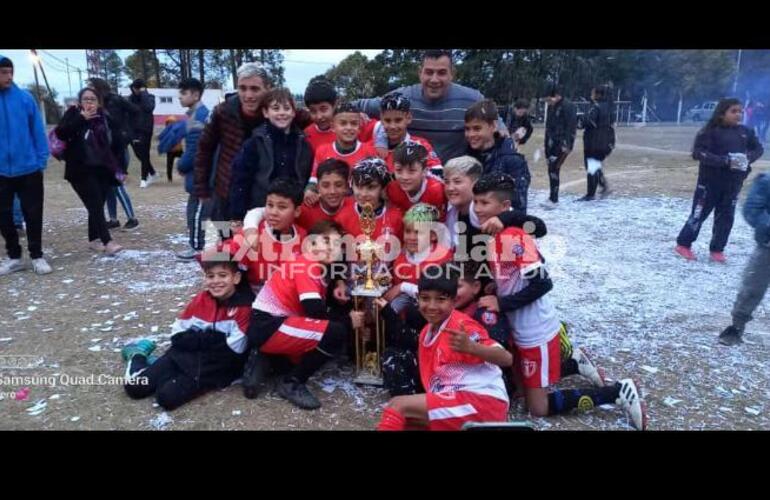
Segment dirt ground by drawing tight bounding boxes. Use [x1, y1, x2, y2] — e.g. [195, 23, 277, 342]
[1, 124, 769, 430]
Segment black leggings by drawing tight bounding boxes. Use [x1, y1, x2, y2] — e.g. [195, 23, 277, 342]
[166, 150, 182, 181]
[131, 132, 156, 180]
[124, 354, 201, 411]
[69, 174, 113, 245]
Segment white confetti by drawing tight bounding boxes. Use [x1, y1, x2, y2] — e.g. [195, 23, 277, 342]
[0, 338, 12, 342]
[26, 400, 47, 416]
[663, 397, 682, 407]
[745, 407, 761, 416]
[232, 410, 242, 416]
[61, 279, 74, 284]
[48, 394, 61, 400]
[27, 306, 38, 312]
[70, 417, 81, 422]
[88, 346, 102, 352]
[641, 365, 659, 374]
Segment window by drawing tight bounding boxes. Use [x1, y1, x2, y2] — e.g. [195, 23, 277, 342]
[160, 96, 173, 104]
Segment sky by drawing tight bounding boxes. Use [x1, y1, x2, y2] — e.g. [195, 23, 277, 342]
[0, 49, 383, 101]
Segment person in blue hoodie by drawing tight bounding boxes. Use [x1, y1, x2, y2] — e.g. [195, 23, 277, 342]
[719, 173, 770, 345]
[464, 99, 531, 213]
[0, 55, 52, 276]
[173, 78, 210, 260]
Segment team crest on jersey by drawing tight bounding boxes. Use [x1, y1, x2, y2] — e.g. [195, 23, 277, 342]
[522, 359, 537, 378]
[512, 244, 525, 257]
[481, 310, 497, 326]
[469, 331, 481, 343]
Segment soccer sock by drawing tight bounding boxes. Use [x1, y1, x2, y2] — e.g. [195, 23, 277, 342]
[547, 384, 621, 416]
[560, 358, 579, 377]
[377, 407, 407, 431]
[290, 348, 333, 384]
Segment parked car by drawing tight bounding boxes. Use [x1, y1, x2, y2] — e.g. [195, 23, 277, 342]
[685, 101, 718, 122]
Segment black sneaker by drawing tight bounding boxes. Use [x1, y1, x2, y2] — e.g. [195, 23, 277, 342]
[123, 218, 139, 231]
[107, 219, 121, 229]
[718, 326, 743, 346]
[575, 195, 595, 202]
[277, 377, 321, 410]
[242, 348, 269, 399]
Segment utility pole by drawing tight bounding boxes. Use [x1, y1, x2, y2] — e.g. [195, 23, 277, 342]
[65, 57, 72, 97]
[732, 49, 742, 94]
[30, 51, 46, 124]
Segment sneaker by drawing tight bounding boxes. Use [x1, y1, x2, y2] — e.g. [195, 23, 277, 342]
[277, 377, 321, 410]
[121, 339, 157, 363]
[31, 258, 52, 275]
[146, 174, 156, 187]
[106, 219, 121, 229]
[572, 347, 606, 387]
[616, 379, 647, 431]
[175, 248, 199, 260]
[675, 245, 696, 261]
[122, 218, 139, 231]
[242, 348, 270, 399]
[121, 339, 157, 377]
[575, 195, 595, 202]
[718, 325, 743, 346]
[540, 199, 558, 210]
[710, 252, 727, 264]
[0, 258, 25, 276]
[104, 241, 124, 256]
[88, 240, 106, 252]
[139, 180, 148, 189]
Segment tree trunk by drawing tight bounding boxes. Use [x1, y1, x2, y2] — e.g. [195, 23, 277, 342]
[229, 49, 238, 88]
[152, 49, 161, 87]
[198, 49, 205, 86]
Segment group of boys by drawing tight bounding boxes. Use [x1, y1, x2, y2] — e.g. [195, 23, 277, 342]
[120, 75, 647, 431]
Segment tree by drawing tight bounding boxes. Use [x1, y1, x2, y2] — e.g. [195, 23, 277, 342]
[325, 51, 388, 99]
[99, 50, 124, 90]
[124, 50, 168, 87]
[25, 84, 60, 124]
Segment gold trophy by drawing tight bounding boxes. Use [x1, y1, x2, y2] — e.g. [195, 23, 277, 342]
[351, 203, 391, 386]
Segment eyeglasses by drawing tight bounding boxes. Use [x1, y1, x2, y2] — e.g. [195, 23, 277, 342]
[81, 97, 98, 103]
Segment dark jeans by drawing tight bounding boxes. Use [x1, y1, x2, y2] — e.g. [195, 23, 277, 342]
[186, 194, 211, 251]
[12, 194, 23, 226]
[546, 149, 569, 203]
[105, 184, 136, 221]
[130, 132, 156, 181]
[0, 171, 44, 259]
[677, 174, 745, 253]
[69, 174, 113, 245]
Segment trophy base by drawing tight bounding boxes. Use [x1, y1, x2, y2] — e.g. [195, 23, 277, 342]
[353, 373, 384, 386]
[351, 285, 387, 298]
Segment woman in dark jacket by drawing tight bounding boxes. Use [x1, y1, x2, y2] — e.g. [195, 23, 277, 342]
[675, 98, 764, 263]
[54, 88, 124, 255]
[578, 86, 615, 201]
[228, 88, 313, 222]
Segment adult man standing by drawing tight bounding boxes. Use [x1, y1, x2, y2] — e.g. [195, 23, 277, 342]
[128, 79, 157, 188]
[0, 54, 52, 276]
[542, 85, 577, 209]
[355, 50, 506, 165]
[194, 63, 272, 226]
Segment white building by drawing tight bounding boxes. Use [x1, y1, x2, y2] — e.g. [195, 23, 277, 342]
[118, 87, 226, 125]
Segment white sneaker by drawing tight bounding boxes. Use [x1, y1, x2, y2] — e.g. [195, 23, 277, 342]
[0, 258, 25, 276]
[572, 347, 606, 387]
[31, 258, 53, 275]
[540, 200, 558, 210]
[140, 180, 148, 189]
[616, 379, 647, 431]
[146, 174, 156, 187]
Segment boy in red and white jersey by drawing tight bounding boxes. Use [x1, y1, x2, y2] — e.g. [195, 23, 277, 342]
[473, 173, 647, 430]
[385, 141, 446, 220]
[376, 264, 512, 431]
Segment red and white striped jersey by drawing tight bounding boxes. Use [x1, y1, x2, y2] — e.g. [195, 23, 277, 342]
[419, 309, 508, 403]
[171, 290, 252, 354]
[251, 254, 329, 318]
